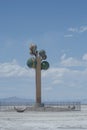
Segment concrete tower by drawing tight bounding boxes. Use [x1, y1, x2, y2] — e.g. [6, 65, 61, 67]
[27, 44, 49, 106]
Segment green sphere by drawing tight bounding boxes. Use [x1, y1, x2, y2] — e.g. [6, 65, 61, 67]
[27, 58, 37, 68]
[39, 50, 46, 57]
[41, 61, 49, 70]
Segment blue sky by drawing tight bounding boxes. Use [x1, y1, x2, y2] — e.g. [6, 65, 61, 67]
[0, 0, 87, 101]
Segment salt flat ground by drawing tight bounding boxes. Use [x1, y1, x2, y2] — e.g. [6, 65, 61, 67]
[0, 105, 87, 130]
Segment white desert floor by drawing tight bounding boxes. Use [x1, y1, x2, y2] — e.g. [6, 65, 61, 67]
[0, 105, 87, 130]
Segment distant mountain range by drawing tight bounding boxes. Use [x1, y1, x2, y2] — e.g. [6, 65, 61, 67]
[0, 97, 87, 105]
[0, 97, 35, 105]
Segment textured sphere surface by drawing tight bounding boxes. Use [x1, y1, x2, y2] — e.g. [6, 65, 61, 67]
[27, 58, 37, 68]
[41, 61, 49, 70]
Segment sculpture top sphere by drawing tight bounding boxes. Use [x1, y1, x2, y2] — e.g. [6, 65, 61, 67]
[29, 44, 37, 55]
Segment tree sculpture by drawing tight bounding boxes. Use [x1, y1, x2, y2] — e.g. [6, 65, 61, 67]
[27, 44, 49, 106]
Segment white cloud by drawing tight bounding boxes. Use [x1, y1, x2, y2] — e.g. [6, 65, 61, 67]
[52, 79, 63, 85]
[60, 54, 87, 67]
[68, 28, 78, 32]
[42, 66, 87, 90]
[79, 26, 87, 33]
[0, 55, 87, 91]
[83, 53, 87, 60]
[0, 60, 34, 78]
[68, 26, 87, 33]
[60, 53, 66, 60]
[43, 54, 87, 91]
[64, 34, 73, 38]
[63, 71, 86, 88]
[0, 57, 87, 99]
[42, 67, 70, 87]
[61, 57, 82, 67]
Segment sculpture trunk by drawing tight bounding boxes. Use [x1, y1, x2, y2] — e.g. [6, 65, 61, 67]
[36, 56, 41, 105]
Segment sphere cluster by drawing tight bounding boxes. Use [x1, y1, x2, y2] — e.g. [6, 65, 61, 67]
[27, 44, 50, 70]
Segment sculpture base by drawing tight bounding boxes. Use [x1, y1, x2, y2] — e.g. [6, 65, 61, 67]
[34, 103, 44, 108]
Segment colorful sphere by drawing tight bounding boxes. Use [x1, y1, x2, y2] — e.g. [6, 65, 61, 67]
[41, 61, 49, 70]
[39, 50, 46, 58]
[29, 44, 37, 55]
[27, 58, 37, 68]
